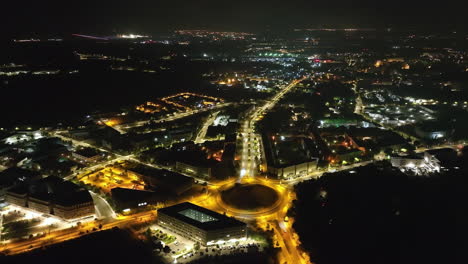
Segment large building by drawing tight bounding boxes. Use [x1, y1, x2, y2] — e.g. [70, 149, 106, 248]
[390, 152, 440, 173]
[414, 121, 454, 140]
[175, 161, 212, 179]
[131, 165, 194, 195]
[263, 134, 319, 179]
[0, 167, 40, 201]
[267, 160, 318, 179]
[70, 147, 104, 165]
[345, 127, 407, 153]
[158, 202, 247, 245]
[6, 176, 95, 220]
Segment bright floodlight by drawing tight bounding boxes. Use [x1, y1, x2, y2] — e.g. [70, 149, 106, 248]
[241, 169, 247, 177]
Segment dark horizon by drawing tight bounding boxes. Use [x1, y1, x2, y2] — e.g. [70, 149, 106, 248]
[3, 0, 467, 37]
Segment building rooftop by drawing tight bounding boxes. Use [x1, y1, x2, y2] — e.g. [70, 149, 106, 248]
[346, 127, 407, 148]
[264, 134, 319, 168]
[0, 167, 40, 188]
[132, 165, 194, 186]
[391, 153, 424, 160]
[131, 165, 194, 195]
[74, 147, 100, 158]
[111, 187, 159, 209]
[8, 176, 93, 207]
[175, 150, 220, 168]
[158, 202, 245, 231]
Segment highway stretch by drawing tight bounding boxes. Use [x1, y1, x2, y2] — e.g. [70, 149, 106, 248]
[1, 211, 156, 255]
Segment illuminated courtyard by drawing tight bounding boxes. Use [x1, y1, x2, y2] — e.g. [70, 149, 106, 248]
[78, 165, 146, 194]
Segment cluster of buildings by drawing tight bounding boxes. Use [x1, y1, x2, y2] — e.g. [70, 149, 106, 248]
[175, 30, 254, 41]
[5, 176, 94, 220]
[0, 135, 91, 177]
[136, 93, 224, 115]
[139, 139, 237, 181]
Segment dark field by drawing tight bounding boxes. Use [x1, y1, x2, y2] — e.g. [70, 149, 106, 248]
[221, 183, 279, 210]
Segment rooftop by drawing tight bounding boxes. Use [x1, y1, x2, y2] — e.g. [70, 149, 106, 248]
[264, 134, 319, 167]
[74, 147, 100, 158]
[8, 176, 93, 207]
[158, 202, 245, 231]
[132, 165, 194, 186]
[0, 167, 39, 188]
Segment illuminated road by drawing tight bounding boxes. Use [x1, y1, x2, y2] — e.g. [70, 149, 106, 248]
[90, 192, 117, 219]
[186, 176, 310, 264]
[415, 143, 464, 153]
[115, 102, 232, 131]
[6, 76, 464, 264]
[53, 132, 111, 154]
[55, 132, 203, 183]
[233, 78, 311, 264]
[0, 211, 155, 255]
[48, 77, 368, 264]
[204, 77, 312, 264]
[194, 111, 219, 143]
[196, 176, 311, 264]
[200, 177, 291, 220]
[238, 78, 305, 179]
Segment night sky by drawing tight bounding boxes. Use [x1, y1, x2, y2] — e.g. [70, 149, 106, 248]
[2, 0, 467, 36]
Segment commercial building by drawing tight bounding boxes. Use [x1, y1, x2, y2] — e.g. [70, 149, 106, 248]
[158, 202, 247, 245]
[390, 152, 440, 173]
[6, 176, 95, 220]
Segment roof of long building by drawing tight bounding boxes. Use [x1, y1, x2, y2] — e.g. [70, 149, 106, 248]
[158, 202, 246, 231]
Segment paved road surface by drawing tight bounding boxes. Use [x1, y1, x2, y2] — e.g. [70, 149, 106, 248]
[90, 192, 116, 219]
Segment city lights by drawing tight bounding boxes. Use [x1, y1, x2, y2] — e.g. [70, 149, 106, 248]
[1, 15, 467, 264]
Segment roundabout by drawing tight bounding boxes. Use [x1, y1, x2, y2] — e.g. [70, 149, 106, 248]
[207, 177, 293, 220]
[220, 183, 279, 211]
